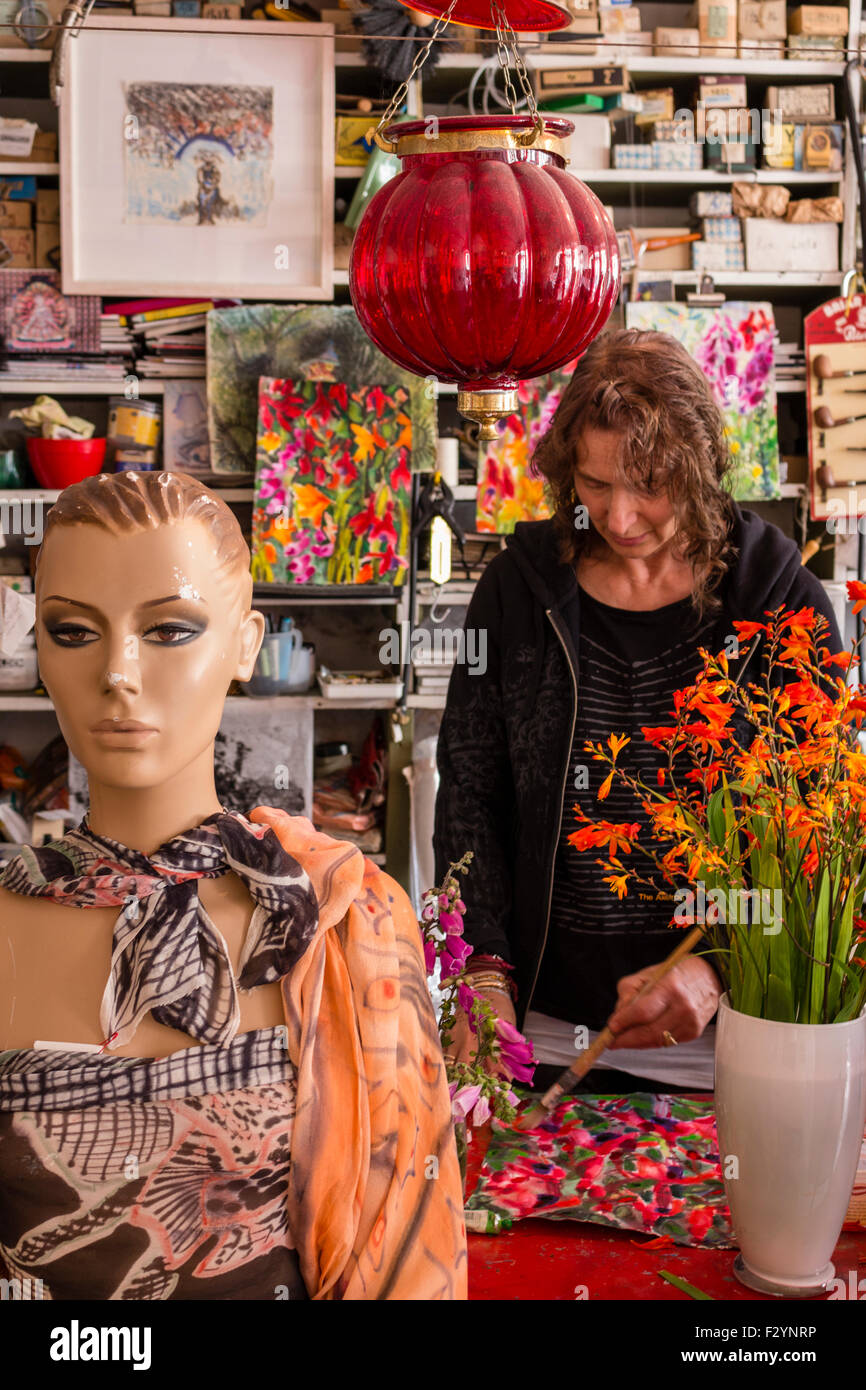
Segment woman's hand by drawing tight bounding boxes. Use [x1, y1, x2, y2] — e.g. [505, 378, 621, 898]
[606, 956, 722, 1050]
[448, 989, 517, 1074]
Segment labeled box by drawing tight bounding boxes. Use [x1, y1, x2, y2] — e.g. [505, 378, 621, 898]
[0, 226, 34, 267]
[787, 31, 845, 53]
[788, 5, 849, 35]
[561, 114, 611, 168]
[690, 189, 734, 216]
[613, 143, 654, 168]
[766, 83, 835, 120]
[652, 140, 703, 169]
[535, 64, 628, 99]
[738, 0, 785, 35]
[691, 239, 746, 271]
[0, 199, 31, 229]
[801, 122, 843, 171]
[633, 87, 675, 125]
[598, 4, 641, 31]
[702, 215, 743, 240]
[706, 137, 758, 170]
[695, 105, 757, 141]
[763, 121, 797, 168]
[699, 74, 748, 108]
[653, 25, 700, 54]
[743, 218, 838, 271]
[739, 37, 785, 53]
[687, 0, 738, 53]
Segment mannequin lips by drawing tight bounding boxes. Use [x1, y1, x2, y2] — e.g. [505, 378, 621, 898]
[91, 719, 158, 746]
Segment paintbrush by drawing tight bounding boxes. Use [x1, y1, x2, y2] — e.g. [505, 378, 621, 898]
[514, 923, 706, 1131]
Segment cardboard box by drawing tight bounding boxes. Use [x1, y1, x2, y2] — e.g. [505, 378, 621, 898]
[36, 221, 60, 270]
[738, 37, 786, 52]
[0, 199, 31, 229]
[744, 217, 838, 270]
[632, 226, 696, 269]
[691, 190, 734, 216]
[633, 88, 675, 125]
[692, 239, 746, 270]
[787, 31, 845, 52]
[702, 215, 743, 240]
[688, 0, 738, 52]
[738, 0, 785, 35]
[788, 5, 849, 35]
[699, 74, 747, 107]
[535, 64, 628, 98]
[653, 140, 702, 169]
[801, 122, 843, 170]
[763, 121, 797, 168]
[36, 188, 59, 223]
[0, 176, 36, 200]
[599, 4, 640, 30]
[766, 83, 835, 120]
[653, 25, 700, 54]
[706, 137, 758, 170]
[613, 143, 653, 168]
[201, 2, 242, 15]
[561, 115, 611, 168]
[696, 105, 757, 141]
[0, 226, 34, 267]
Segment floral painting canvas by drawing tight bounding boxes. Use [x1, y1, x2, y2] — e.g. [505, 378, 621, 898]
[207, 304, 437, 474]
[252, 376, 412, 586]
[625, 302, 781, 501]
[476, 364, 576, 534]
[467, 1093, 734, 1250]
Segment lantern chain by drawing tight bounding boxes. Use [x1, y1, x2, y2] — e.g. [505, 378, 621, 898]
[491, 0, 542, 133]
[375, 0, 460, 136]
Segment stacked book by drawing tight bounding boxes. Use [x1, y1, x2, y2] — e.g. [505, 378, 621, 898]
[0, 353, 129, 380]
[775, 338, 806, 383]
[103, 297, 240, 378]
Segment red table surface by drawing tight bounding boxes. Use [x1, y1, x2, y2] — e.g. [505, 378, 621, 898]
[464, 1117, 866, 1302]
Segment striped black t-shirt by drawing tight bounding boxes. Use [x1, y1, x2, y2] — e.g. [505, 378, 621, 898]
[531, 585, 715, 1032]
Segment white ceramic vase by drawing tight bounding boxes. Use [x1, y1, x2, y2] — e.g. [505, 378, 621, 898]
[715, 993, 866, 1297]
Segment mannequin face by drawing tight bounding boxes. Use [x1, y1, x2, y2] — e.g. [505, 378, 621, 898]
[35, 518, 265, 792]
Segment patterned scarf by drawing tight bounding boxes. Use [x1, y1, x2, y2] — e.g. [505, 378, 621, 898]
[0, 810, 319, 1050]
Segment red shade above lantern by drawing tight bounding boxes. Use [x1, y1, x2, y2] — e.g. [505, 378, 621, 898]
[399, 0, 572, 30]
[349, 115, 621, 437]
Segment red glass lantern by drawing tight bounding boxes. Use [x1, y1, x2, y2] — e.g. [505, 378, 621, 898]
[349, 114, 621, 437]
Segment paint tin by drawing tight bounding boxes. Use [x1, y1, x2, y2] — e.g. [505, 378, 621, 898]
[114, 445, 159, 471]
[107, 398, 162, 448]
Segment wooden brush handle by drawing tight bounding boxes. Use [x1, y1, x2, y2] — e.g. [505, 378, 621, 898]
[517, 924, 705, 1129]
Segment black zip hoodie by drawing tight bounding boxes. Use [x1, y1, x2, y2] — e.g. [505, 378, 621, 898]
[432, 504, 843, 1029]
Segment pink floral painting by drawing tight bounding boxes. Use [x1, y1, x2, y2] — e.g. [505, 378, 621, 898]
[252, 376, 412, 586]
[476, 364, 578, 534]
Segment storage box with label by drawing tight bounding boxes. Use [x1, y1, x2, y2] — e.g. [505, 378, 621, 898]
[739, 37, 786, 53]
[653, 25, 700, 54]
[633, 88, 675, 125]
[766, 83, 835, 120]
[688, 0, 737, 52]
[706, 137, 758, 171]
[535, 65, 628, 99]
[696, 105, 757, 141]
[0, 227, 34, 267]
[799, 122, 843, 171]
[763, 121, 797, 168]
[613, 143, 654, 169]
[653, 140, 702, 170]
[744, 218, 837, 270]
[598, 4, 640, 31]
[561, 114, 611, 168]
[690, 189, 734, 216]
[691, 239, 746, 271]
[738, 0, 785, 34]
[787, 31, 845, 53]
[698, 74, 748, 108]
[0, 199, 31, 229]
[702, 215, 743, 241]
[631, 226, 697, 269]
[788, 5, 849, 34]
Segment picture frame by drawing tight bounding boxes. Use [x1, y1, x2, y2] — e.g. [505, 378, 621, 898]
[59, 17, 334, 300]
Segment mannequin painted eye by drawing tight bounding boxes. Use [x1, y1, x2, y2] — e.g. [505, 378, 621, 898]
[142, 622, 204, 645]
[45, 623, 99, 647]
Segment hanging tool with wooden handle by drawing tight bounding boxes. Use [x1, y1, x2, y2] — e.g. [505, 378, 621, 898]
[616, 229, 701, 274]
[515, 923, 705, 1131]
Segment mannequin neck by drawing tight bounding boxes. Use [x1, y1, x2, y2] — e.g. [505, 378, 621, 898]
[85, 746, 225, 856]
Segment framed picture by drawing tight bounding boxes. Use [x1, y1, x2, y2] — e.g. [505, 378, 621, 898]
[59, 17, 334, 300]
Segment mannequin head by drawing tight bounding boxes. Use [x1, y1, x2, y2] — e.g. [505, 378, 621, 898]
[33, 471, 265, 798]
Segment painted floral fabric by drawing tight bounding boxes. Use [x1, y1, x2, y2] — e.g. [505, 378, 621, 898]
[252, 377, 412, 586]
[625, 301, 780, 501]
[467, 1093, 735, 1249]
[476, 366, 575, 534]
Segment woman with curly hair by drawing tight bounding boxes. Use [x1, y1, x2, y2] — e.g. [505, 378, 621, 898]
[434, 328, 841, 1095]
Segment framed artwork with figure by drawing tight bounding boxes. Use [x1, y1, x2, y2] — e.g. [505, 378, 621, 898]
[59, 17, 334, 299]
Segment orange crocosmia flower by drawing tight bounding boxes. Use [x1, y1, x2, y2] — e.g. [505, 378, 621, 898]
[598, 771, 615, 801]
[608, 733, 630, 758]
[603, 871, 630, 900]
[732, 620, 768, 642]
[821, 648, 854, 671]
[569, 820, 640, 856]
[801, 849, 819, 876]
[681, 722, 725, 755]
[779, 606, 816, 638]
[779, 636, 813, 665]
[847, 579, 866, 615]
[657, 768, 665, 787]
[641, 725, 679, 748]
[292, 485, 331, 529]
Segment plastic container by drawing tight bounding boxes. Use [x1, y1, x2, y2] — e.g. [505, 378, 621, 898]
[243, 630, 303, 696]
[25, 437, 107, 489]
[0, 630, 38, 691]
[107, 398, 162, 448]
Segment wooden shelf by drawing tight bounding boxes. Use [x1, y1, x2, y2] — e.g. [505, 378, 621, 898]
[0, 380, 164, 395]
[0, 693, 401, 712]
[335, 51, 849, 80]
[0, 161, 58, 174]
[0, 48, 52, 62]
[578, 170, 844, 186]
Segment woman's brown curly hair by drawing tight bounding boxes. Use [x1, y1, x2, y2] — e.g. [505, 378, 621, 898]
[532, 328, 737, 615]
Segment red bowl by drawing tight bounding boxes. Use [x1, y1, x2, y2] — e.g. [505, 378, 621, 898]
[26, 437, 107, 489]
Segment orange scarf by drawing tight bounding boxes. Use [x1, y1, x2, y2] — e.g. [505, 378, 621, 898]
[250, 805, 468, 1300]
